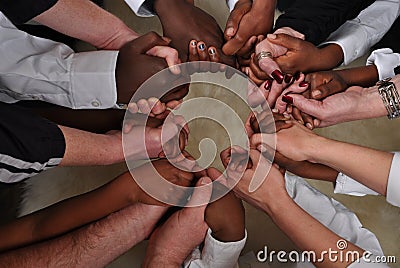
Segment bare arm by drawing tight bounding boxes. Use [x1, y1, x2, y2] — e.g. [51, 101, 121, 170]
[0, 204, 166, 267]
[33, 0, 139, 49]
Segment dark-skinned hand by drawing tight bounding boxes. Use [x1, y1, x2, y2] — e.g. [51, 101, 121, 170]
[154, 0, 236, 68]
[116, 31, 189, 105]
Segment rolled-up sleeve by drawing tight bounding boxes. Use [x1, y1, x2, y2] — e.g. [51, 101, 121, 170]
[320, 0, 400, 65]
[0, 12, 119, 109]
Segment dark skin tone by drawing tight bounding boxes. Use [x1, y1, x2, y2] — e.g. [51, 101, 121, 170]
[153, 0, 236, 68]
[0, 159, 194, 253]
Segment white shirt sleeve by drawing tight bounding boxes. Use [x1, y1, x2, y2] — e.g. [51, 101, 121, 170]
[183, 228, 247, 268]
[334, 173, 380, 197]
[227, 0, 239, 11]
[386, 152, 400, 207]
[0, 12, 119, 109]
[367, 48, 400, 80]
[124, 0, 155, 17]
[320, 0, 400, 66]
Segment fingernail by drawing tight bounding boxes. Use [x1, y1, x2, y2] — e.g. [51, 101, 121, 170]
[264, 79, 272, 90]
[282, 95, 293, 104]
[272, 108, 278, 113]
[200, 177, 209, 185]
[267, 33, 277, 40]
[306, 123, 313, 129]
[227, 27, 234, 36]
[198, 43, 206, 51]
[191, 40, 197, 47]
[283, 113, 291, 119]
[209, 48, 216, 55]
[271, 70, 284, 84]
[299, 81, 309, 88]
[312, 90, 322, 98]
[284, 74, 293, 84]
[294, 72, 301, 81]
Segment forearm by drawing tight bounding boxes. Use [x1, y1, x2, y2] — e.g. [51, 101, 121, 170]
[337, 65, 379, 87]
[0, 204, 166, 267]
[312, 44, 343, 71]
[60, 126, 124, 166]
[307, 136, 393, 195]
[0, 173, 139, 252]
[265, 193, 364, 268]
[34, 0, 139, 49]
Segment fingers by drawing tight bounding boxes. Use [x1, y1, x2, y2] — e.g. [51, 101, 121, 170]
[250, 133, 274, 151]
[184, 177, 213, 209]
[266, 33, 302, 51]
[249, 53, 270, 80]
[133, 31, 170, 54]
[286, 94, 325, 119]
[146, 46, 181, 75]
[236, 36, 258, 59]
[311, 80, 345, 100]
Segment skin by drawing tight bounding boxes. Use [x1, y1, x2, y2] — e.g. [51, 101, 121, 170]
[222, 0, 275, 56]
[250, 120, 393, 196]
[214, 151, 366, 268]
[0, 204, 167, 267]
[153, 0, 236, 68]
[0, 159, 195, 253]
[33, 0, 139, 50]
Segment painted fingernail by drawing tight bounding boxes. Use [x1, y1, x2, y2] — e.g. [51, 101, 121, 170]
[294, 72, 301, 81]
[299, 81, 309, 88]
[284, 74, 293, 84]
[198, 43, 206, 51]
[264, 79, 272, 90]
[191, 40, 197, 47]
[209, 48, 216, 55]
[312, 90, 322, 98]
[271, 70, 284, 84]
[282, 95, 293, 104]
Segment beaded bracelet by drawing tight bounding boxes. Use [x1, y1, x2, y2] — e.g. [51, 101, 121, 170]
[377, 78, 400, 120]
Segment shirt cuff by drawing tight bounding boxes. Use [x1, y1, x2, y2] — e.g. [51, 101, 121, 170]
[227, 0, 239, 11]
[334, 173, 379, 197]
[367, 48, 400, 80]
[124, 0, 156, 17]
[386, 152, 400, 207]
[320, 21, 370, 66]
[70, 50, 119, 109]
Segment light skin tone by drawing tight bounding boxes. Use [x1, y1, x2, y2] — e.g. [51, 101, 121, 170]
[0, 203, 167, 268]
[214, 149, 366, 268]
[250, 120, 394, 196]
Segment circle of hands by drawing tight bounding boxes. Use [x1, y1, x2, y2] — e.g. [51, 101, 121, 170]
[119, 0, 358, 264]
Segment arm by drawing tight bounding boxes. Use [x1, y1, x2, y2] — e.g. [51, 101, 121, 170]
[33, 0, 139, 50]
[275, 0, 376, 45]
[320, 0, 400, 66]
[0, 203, 166, 267]
[0, 160, 194, 252]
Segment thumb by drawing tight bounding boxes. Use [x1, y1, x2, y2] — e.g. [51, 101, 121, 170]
[185, 177, 213, 208]
[289, 94, 325, 118]
[132, 31, 169, 54]
[224, 3, 250, 41]
[311, 81, 344, 100]
[267, 33, 302, 51]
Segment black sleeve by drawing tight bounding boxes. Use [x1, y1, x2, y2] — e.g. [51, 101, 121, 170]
[274, 0, 375, 45]
[0, 102, 65, 183]
[0, 0, 58, 25]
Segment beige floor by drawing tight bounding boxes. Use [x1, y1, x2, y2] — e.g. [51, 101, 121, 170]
[19, 0, 400, 267]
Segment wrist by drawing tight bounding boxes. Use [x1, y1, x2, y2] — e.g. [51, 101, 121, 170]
[304, 135, 330, 163]
[103, 132, 124, 165]
[315, 44, 343, 72]
[262, 189, 292, 216]
[360, 85, 388, 119]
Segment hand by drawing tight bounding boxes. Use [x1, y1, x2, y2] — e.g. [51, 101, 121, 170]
[131, 159, 195, 206]
[245, 111, 292, 137]
[188, 40, 225, 73]
[142, 177, 213, 267]
[211, 150, 287, 214]
[123, 113, 188, 159]
[222, 0, 274, 56]
[282, 85, 386, 127]
[250, 120, 319, 162]
[154, 0, 236, 67]
[267, 33, 343, 74]
[305, 71, 349, 99]
[116, 32, 188, 105]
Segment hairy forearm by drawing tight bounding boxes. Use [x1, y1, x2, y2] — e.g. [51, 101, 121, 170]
[337, 65, 379, 87]
[59, 126, 124, 166]
[0, 204, 166, 267]
[266, 194, 364, 268]
[33, 0, 138, 49]
[306, 136, 393, 195]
